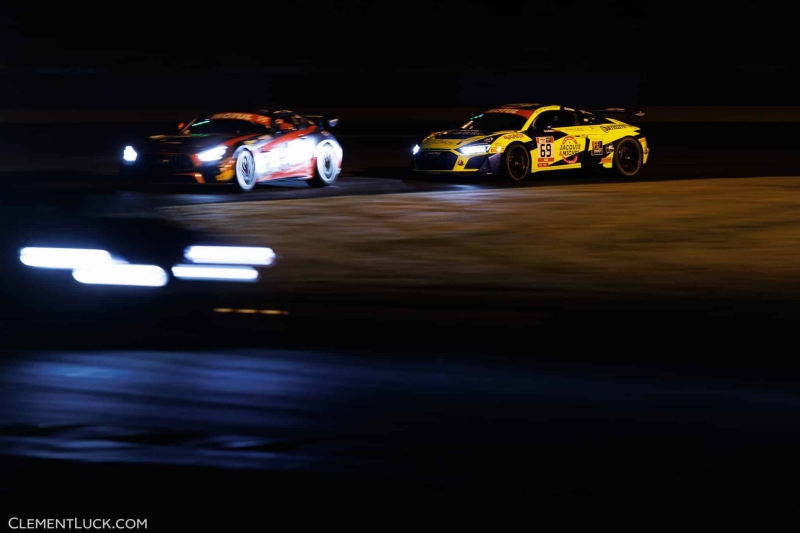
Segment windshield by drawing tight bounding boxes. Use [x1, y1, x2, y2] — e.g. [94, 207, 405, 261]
[459, 112, 528, 132]
[183, 118, 271, 135]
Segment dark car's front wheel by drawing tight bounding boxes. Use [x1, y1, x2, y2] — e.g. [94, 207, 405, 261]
[502, 143, 531, 182]
[235, 150, 257, 191]
[308, 142, 339, 187]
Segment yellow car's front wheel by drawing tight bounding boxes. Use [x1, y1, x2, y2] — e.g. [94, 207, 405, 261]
[503, 143, 531, 182]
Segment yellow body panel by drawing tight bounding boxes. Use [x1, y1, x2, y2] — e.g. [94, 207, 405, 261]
[413, 105, 648, 175]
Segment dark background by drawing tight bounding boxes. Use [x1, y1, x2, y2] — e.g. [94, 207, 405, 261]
[0, 2, 794, 110]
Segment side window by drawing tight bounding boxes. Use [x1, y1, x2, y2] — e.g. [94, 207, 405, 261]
[578, 112, 611, 125]
[274, 113, 297, 131]
[295, 115, 310, 129]
[533, 111, 558, 129]
[533, 111, 575, 129]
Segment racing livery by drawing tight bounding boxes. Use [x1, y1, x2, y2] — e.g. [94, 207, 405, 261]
[411, 104, 649, 181]
[121, 109, 343, 191]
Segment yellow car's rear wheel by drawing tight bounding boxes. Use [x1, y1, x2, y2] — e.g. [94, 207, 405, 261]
[503, 143, 531, 182]
[613, 137, 643, 178]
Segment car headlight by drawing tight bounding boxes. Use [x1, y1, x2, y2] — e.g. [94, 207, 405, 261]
[412, 144, 420, 155]
[123, 146, 137, 162]
[458, 144, 491, 155]
[197, 146, 227, 162]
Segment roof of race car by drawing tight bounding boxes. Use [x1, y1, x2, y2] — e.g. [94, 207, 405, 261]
[201, 109, 288, 116]
[499, 103, 544, 110]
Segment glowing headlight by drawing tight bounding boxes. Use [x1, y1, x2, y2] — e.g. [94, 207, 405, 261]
[412, 145, 420, 155]
[197, 146, 227, 162]
[123, 146, 137, 162]
[458, 144, 491, 155]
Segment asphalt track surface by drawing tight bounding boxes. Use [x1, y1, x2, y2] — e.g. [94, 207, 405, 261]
[3, 121, 800, 521]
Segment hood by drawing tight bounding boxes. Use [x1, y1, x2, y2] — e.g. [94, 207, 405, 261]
[137, 133, 257, 154]
[420, 129, 506, 150]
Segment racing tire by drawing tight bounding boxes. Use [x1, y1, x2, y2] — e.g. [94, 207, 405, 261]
[502, 143, 531, 182]
[612, 137, 643, 178]
[308, 142, 339, 187]
[235, 149, 257, 192]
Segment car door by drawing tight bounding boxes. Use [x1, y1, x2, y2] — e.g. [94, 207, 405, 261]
[266, 113, 316, 178]
[529, 110, 587, 171]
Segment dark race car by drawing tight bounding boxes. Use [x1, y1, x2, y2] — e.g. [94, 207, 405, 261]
[121, 109, 342, 191]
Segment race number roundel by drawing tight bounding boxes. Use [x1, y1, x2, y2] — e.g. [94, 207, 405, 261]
[559, 136, 581, 164]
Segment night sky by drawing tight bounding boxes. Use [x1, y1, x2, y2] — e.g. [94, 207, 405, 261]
[0, 2, 795, 109]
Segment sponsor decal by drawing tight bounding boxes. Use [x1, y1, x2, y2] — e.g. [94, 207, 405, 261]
[457, 159, 465, 166]
[599, 124, 627, 132]
[210, 113, 271, 125]
[215, 169, 235, 181]
[591, 140, 603, 155]
[503, 133, 524, 140]
[427, 152, 441, 156]
[559, 136, 581, 164]
[536, 136, 555, 167]
[485, 108, 524, 114]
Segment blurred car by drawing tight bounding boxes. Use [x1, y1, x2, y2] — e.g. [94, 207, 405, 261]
[0, 203, 279, 343]
[121, 109, 342, 191]
[411, 104, 649, 181]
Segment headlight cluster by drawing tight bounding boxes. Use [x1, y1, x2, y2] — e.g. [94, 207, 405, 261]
[197, 146, 228, 162]
[123, 146, 137, 162]
[457, 144, 491, 155]
[122, 144, 229, 163]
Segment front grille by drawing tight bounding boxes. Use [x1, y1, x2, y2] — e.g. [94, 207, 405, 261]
[415, 151, 458, 171]
[140, 153, 193, 170]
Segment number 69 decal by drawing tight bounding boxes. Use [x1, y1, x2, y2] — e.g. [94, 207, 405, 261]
[539, 144, 552, 158]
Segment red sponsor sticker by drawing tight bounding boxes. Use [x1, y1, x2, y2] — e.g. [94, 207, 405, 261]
[559, 136, 581, 164]
[210, 112, 271, 125]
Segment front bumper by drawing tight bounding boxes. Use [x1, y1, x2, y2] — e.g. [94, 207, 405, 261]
[412, 150, 504, 174]
[121, 155, 236, 184]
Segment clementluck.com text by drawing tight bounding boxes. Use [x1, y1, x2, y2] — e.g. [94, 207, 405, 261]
[8, 518, 147, 529]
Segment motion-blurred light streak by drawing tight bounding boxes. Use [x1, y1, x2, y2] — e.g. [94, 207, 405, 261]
[171, 265, 259, 282]
[19, 247, 115, 270]
[72, 265, 168, 287]
[184, 246, 275, 266]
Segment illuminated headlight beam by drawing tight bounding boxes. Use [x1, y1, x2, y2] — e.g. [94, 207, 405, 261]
[123, 146, 137, 162]
[458, 144, 491, 155]
[20, 247, 115, 269]
[72, 264, 168, 287]
[171, 265, 259, 282]
[197, 146, 227, 162]
[184, 246, 275, 266]
[412, 144, 420, 154]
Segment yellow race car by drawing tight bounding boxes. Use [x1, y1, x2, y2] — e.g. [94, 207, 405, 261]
[411, 104, 649, 181]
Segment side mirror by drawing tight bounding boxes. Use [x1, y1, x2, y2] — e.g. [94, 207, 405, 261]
[177, 122, 185, 130]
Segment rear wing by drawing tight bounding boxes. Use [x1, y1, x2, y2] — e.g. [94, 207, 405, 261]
[305, 115, 339, 130]
[584, 107, 646, 118]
